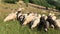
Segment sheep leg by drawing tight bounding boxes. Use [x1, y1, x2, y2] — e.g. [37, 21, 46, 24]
[31, 19, 40, 29]
[44, 21, 49, 32]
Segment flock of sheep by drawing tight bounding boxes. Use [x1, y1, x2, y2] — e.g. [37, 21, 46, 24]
[4, 8, 60, 32]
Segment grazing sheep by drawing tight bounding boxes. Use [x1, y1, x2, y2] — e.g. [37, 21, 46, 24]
[17, 12, 33, 21]
[40, 14, 49, 32]
[17, 12, 32, 24]
[18, 15, 25, 25]
[4, 8, 24, 22]
[17, 13, 28, 24]
[48, 13, 56, 20]
[22, 12, 36, 26]
[46, 13, 58, 29]
[16, 11, 22, 20]
[4, 12, 17, 22]
[55, 19, 60, 28]
[17, 11, 32, 21]
[31, 14, 41, 29]
[16, 8, 25, 20]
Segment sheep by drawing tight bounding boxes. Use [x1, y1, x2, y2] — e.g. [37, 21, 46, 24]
[4, 12, 17, 22]
[22, 12, 36, 26]
[16, 8, 25, 20]
[46, 13, 58, 29]
[16, 11, 22, 20]
[48, 13, 56, 20]
[17, 12, 32, 22]
[4, 8, 24, 22]
[31, 14, 41, 29]
[17, 12, 33, 25]
[40, 14, 49, 32]
[54, 19, 60, 28]
[17, 13, 28, 24]
[19, 12, 33, 21]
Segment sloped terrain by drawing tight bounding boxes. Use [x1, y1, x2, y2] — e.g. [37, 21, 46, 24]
[0, 1, 60, 34]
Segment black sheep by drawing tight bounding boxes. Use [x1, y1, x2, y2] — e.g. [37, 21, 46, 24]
[40, 14, 49, 32]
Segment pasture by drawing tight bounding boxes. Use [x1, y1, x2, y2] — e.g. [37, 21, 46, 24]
[0, 1, 60, 34]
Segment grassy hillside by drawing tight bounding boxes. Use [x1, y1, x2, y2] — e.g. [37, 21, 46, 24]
[0, 1, 60, 34]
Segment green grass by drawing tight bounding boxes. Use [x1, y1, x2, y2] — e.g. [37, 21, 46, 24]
[0, 1, 60, 34]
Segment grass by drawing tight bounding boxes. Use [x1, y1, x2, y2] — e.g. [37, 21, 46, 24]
[0, 1, 60, 34]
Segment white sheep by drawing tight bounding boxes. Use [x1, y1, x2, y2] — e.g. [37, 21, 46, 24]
[31, 14, 41, 29]
[55, 19, 60, 28]
[49, 13, 56, 20]
[47, 13, 57, 29]
[4, 8, 24, 22]
[17, 12, 32, 24]
[22, 12, 36, 26]
[40, 14, 49, 32]
[4, 12, 17, 22]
